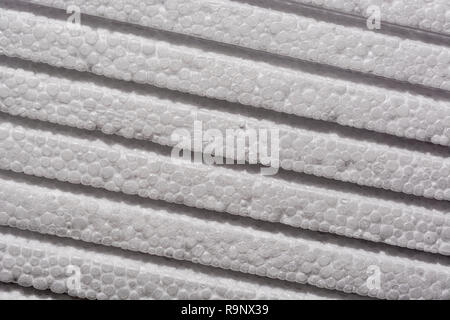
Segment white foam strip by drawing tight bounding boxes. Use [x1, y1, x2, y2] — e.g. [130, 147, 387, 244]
[17, 0, 450, 91]
[0, 4, 450, 147]
[0, 117, 449, 255]
[283, 0, 450, 36]
[0, 282, 70, 299]
[1, 63, 450, 200]
[0, 227, 332, 300]
[0, 174, 449, 299]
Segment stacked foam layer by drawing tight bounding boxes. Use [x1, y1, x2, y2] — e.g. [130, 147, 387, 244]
[16, 0, 450, 90]
[0, 0, 448, 300]
[0, 172, 449, 299]
[1, 61, 450, 201]
[0, 1, 450, 147]
[1, 116, 450, 257]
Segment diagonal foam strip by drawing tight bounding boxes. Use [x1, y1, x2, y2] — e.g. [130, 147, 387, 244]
[0, 116, 449, 255]
[1, 62, 450, 201]
[0, 173, 449, 299]
[281, 0, 450, 36]
[0, 282, 71, 299]
[0, 3, 450, 147]
[17, 0, 450, 91]
[0, 226, 344, 300]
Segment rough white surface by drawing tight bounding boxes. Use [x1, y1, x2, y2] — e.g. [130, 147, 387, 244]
[0, 173, 450, 299]
[0, 117, 450, 256]
[0, 227, 341, 300]
[284, 0, 450, 36]
[1, 63, 450, 200]
[18, 0, 450, 90]
[0, 3, 449, 147]
[0, 0, 448, 301]
[0, 282, 69, 299]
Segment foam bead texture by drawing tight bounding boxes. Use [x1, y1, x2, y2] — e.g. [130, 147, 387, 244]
[286, 0, 450, 36]
[0, 0, 449, 300]
[18, 0, 450, 90]
[1, 118, 450, 257]
[1, 64, 450, 201]
[0, 282, 70, 299]
[0, 2, 450, 146]
[0, 174, 449, 300]
[0, 227, 343, 300]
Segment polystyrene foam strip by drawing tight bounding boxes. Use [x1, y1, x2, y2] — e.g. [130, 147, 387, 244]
[17, 0, 450, 91]
[1, 61, 450, 201]
[1, 116, 449, 256]
[282, 0, 450, 36]
[0, 172, 449, 299]
[0, 282, 70, 299]
[1, 3, 450, 147]
[0, 226, 344, 300]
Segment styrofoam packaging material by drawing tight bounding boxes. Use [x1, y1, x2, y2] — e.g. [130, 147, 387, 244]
[0, 0, 448, 300]
[0, 283, 71, 300]
[0, 227, 347, 300]
[0, 2, 450, 146]
[0, 172, 449, 299]
[283, 0, 450, 36]
[16, 0, 450, 90]
[0, 116, 450, 257]
[1, 62, 450, 201]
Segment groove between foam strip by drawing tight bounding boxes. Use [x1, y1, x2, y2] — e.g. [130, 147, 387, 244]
[0, 227, 332, 300]
[17, 0, 450, 91]
[0, 117, 449, 256]
[282, 0, 450, 36]
[1, 62, 450, 201]
[1, 174, 450, 300]
[1, 3, 450, 147]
